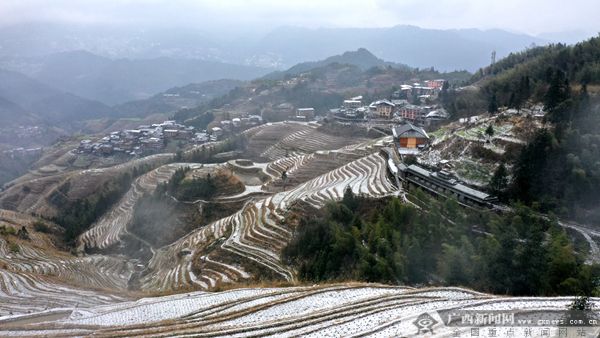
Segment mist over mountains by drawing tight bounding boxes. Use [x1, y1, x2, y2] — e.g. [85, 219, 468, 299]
[0, 68, 113, 123]
[0, 22, 592, 127]
[0, 50, 269, 105]
[0, 23, 581, 74]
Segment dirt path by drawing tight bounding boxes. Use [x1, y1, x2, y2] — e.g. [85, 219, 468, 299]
[559, 221, 600, 264]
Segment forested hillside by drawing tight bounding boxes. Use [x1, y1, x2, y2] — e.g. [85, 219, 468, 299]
[285, 189, 599, 297]
[438, 36, 600, 222]
[477, 36, 600, 106]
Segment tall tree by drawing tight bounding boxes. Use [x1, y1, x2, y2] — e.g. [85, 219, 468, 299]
[544, 69, 572, 123]
[488, 92, 498, 113]
[490, 163, 509, 200]
[485, 124, 495, 138]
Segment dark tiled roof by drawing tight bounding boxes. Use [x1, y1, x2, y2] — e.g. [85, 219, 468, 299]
[393, 122, 429, 139]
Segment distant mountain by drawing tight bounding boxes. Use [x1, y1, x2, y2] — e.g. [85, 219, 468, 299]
[0, 51, 271, 105]
[252, 25, 548, 72]
[0, 23, 554, 74]
[0, 23, 232, 60]
[264, 48, 408, 80]
[0, 96, 28, 122]
[114, 79, 244, 117]
[0, 68, 114, 123]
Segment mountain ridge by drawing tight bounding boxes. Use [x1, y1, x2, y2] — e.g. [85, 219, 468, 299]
[0, 23, 556, 73]
[0, 68, 115, 125]
[263, 48, 409, 80]
[0, 51, 273, 105]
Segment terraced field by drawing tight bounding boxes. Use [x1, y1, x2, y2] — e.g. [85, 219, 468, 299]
[1, 121, 593, 336]
[0, 124, 400, 319]
[78, 162, 204, 251]
[138, 152, 398, 291]
[0, 210, 133, 318]
[2, 284, 596, 337]
[245, 121, 368, 161]
[0, 269, 129, 318]
[0, 153, 174, 218]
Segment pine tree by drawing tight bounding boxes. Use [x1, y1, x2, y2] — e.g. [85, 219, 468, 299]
[488, 92, 498, 113]
[485, 124, 495, 138]
[489, 163, 508, 199]
[544, 69, 572, 123]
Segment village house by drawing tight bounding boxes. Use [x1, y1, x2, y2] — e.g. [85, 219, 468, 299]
[413, 86, 436, 96]
[392, 122, 430, 155]
[193, 132, 209, 143]
[296, 107, 315, 120]
[397, 104, 421, 121]
[78, 139, 93, 153]
[140, 137, 163, 151]
[398, 105, 432, 125]
[343, 99, 362, 110]
[211, 127, 223, 138]
[176, 130, 193, 140]
[125, 129, 142, 140]
[276, 103, 294, 117]
[98, 143, 114, 155]
[163, 129, 179, 139]
[425, 79, 446, 90]
[220, 120, 233, 131]
[425, 109, 448, 121]
[370, 100, 395, 119]
[248, 115, 263, 125]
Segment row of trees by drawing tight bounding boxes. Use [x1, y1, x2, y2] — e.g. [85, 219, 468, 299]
[285, 188, 600, 296]
[155, 167, 217, 202]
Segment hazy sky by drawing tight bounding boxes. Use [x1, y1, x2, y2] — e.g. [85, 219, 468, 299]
[0, 0, 598, 35]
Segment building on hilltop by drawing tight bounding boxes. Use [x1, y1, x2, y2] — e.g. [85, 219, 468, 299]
[425, 79, 446, 90]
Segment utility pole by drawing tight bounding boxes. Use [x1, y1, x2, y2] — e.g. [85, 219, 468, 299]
[491, 50, 496, 67]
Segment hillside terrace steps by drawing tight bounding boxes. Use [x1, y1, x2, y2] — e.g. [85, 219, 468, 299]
[77, 163, 204, 252]
[0, 269, 129, 317]
[0, 236, 134, 290]
[3, 285, 590, 337]
[137, 152, 398, 291]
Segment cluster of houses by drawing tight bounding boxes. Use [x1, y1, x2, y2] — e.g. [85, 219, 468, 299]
[333, 79, 448, 126]
[78, 115, 264, 157]
[77, 120, 195, 156]
[395, 79, 445, 102]
[336, 97, 447, 126]
[211, 114, 263, 139]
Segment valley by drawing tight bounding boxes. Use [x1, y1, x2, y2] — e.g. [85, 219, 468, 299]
[1, 116, 599, 336]
[0, 14, 599, 336]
